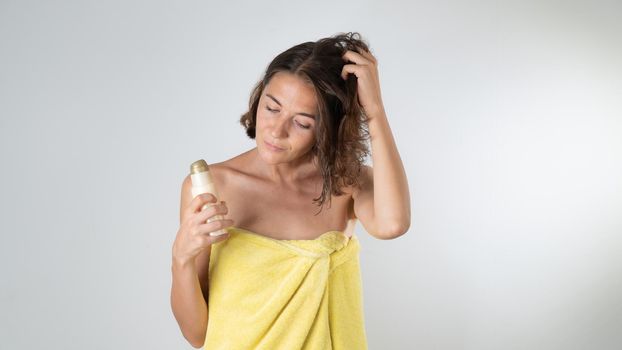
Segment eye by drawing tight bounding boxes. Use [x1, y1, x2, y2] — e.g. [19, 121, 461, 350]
[266, 106, 278, 113]
[295, 121, 312, 129]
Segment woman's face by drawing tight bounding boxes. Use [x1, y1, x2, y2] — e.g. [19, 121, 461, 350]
[256, 71, 318, 164]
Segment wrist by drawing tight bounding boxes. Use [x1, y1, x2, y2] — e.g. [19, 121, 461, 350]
[364, 103, 386, 121]
[171, 255, 196, 270]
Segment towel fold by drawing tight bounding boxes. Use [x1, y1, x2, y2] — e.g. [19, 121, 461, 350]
[203, 226, 368, 350]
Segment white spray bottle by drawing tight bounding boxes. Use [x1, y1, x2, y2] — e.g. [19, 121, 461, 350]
[190, 159, 228, 236]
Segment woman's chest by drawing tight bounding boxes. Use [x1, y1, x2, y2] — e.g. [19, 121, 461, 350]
[213, 166, 354, 240]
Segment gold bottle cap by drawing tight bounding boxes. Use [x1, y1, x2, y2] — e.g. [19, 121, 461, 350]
[190, 159, 209, 174]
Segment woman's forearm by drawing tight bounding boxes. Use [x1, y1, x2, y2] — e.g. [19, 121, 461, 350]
[367, 107, 411, 234]
[170, 257, 208, 348]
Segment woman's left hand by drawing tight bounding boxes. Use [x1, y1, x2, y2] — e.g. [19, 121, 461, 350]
[341, 48, 385, 118]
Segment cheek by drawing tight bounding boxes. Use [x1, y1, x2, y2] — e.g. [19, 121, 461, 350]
[302, 132, 316, 148]
[255, 111, 267, 128]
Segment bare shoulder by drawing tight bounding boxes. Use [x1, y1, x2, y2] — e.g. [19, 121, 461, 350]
[179, 157, 237, 198]
[207, 153, 249, 183]
[180, 153, 246, 202]
[191, 150, 256, 202]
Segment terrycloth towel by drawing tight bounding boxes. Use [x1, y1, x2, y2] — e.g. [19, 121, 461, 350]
[203, 226, 368, 350]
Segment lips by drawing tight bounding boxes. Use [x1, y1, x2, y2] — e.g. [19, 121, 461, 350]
[265, 140, 285, 151]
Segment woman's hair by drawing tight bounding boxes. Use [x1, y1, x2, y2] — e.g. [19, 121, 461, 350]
[239, 32, 372, 215]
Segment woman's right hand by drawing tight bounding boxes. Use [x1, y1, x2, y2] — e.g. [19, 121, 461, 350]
[172, 193, 233, 264]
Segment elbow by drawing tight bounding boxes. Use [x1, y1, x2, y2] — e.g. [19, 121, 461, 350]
[180, 325, 206, 348]
[188, 334, 206, 349]
[376, 221, 410, 240]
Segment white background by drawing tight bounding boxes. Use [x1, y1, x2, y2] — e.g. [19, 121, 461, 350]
[1, 0, 620, 349]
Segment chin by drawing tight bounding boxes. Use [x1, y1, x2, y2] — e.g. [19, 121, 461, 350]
[260, 154, 288, 165]
[257, 143, 285, 162]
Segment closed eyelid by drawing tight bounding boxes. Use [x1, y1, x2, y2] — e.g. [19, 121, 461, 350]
[265, 94, 317, 120]
[266, 106, 315, 122]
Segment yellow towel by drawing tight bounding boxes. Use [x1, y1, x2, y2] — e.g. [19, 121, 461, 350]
[203, 226, 368, 350]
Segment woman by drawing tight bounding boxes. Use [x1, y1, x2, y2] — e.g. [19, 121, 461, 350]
[171, 32, 410, 349]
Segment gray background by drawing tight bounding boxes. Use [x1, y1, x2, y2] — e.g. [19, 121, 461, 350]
[1, 0, 621, 349]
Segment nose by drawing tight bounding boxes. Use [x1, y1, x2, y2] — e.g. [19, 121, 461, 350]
[270, 116, 289, 139]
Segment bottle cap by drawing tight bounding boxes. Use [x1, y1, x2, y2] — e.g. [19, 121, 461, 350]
[190, 159, 209, 174]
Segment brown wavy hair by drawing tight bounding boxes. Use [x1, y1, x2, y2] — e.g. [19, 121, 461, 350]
[239, 32, 372, 215]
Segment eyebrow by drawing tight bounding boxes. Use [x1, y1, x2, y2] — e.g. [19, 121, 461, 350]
[265, 93, 317, 120]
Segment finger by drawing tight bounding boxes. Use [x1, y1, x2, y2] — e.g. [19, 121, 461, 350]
[342, 49, 371, 65]
[341, 64, 362, 80]
[195, 219, 235, 236]
[206, 231, 230, 244]
[358, 48, 377, 64]
[190, 193, 218, 213]
[195, 201, 228, 224]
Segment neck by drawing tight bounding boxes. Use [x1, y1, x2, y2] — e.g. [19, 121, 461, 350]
[252, 148, 319, 187]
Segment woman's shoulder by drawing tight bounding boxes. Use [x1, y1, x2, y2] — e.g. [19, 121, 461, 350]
[204, 149, 256, 187]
